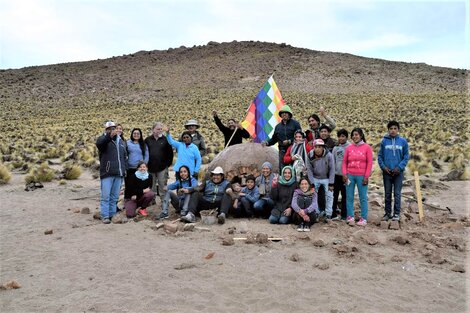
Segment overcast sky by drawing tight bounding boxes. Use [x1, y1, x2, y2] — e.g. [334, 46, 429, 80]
[0, 0, 468, 70]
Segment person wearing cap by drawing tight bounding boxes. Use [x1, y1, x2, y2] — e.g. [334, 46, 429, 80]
[163, 125, 201, 179]
[96, 121, 128, 224]
[179, 119, 207, 156]
[181, 166, 232, 224]
[212, 111, 250, 147]
[306, 139, 335, 219]
[283, 129, 314, 182]
[253, 162, 278, 218]
[262, 104, 302, 172]
[144, 122, 174, 204]
[305, 107, 336, 143]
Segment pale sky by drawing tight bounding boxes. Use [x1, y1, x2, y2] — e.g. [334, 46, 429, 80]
[0, 0, 468, 70]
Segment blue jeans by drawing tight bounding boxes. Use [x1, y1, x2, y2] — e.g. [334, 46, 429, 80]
[268, 214, 290, 224]
[346, 174, 368, 219]
[100, 176, 123, 219]
[253, 198, 274, 218]
[312, 178, 333, 216]
[383, 171, 404, 216]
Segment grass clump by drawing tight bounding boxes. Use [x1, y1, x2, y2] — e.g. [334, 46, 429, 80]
[0, 163, 12, 184]
[62, 163, 82, 180]
[25, 162, 56, 183]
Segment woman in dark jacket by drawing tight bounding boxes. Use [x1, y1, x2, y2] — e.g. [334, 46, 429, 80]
[124, 161, 155, 218]
[268, 165, 297, 224]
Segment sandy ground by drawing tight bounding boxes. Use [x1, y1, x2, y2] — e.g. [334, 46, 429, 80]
[0, 171, 469, 313]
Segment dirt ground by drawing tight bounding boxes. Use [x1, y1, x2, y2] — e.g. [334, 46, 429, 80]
[0, 170, 469, 313]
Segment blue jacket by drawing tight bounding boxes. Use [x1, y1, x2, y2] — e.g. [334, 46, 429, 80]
[167, 177, 198, 192]
[96, 134, 127, 179]
[240, 185, 260, 203]
[378, 134, 409, 171]
[167, 133, 202, 175]
[198, 179, 230, 203]
[126, 139, 149, 169]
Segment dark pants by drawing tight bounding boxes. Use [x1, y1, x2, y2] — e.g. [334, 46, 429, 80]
[292, 211, 318, 227]
[188, 192, 232, 216]
[253, 198, 274, 218]
[278, 149, 287, 173]
[383, 171, 404, 216]
[332, 175, 347, 219]
[317, 185, 325, 212]
[234, 197, 254, 218]
[124, 191, 155, 218]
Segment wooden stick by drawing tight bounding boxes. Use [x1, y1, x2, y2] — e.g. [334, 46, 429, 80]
[402, 194, 451, 212]
[224, 128, 238, 148]
[233, 237, 283, 241]
[414, 171, 425, 222]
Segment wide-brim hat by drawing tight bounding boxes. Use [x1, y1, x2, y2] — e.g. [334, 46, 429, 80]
[211, 166, 224, 175]
[184, 119, 200, 129]
[105, 121, 116, 129]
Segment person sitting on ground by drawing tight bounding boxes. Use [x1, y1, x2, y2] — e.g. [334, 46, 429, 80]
[306, 139, 335, 219]
[253, 162, 278, 218]
[268, 165, 297, 225]
[124, 161, 155, 218]
[226, 176, 242, 209]
[292, 177, 319, 232]
[213, 110, 251, 147]
[159, 165, 198, 219]
[305, 107, 337, 143]
[331, 129, 350, 220]
[164, 125, 201, 179]
[181, 166, 232, 224]
[319, 125, 338, 152]
[179, 119, 207, 156]
[283, 129, 313, 182]
[233, 175, 260, 218]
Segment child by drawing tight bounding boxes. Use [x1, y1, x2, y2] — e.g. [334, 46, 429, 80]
[226, 177, 242, 209]
[234, 175, 260, 218]
[292, 178, 319, 232]
[331, 129, 350, 220]
[378, 121, 409, 221]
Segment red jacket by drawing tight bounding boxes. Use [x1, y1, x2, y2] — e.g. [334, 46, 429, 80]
[283, 140, 314, 165]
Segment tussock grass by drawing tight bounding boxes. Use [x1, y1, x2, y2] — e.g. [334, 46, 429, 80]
[0, 163, 12, 184]
[62, 163, 82, 180]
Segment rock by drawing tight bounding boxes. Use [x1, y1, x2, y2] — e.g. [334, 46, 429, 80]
[155, 222, 164, 230]
[111, 214, 124, 224]
[72, 208, 81, 213]
[174, 263, 196, 270]
[80, 207, 90, 214]
[245, 234, 256, 244]
[393, 235, 410, 245]
[391, 255, 403, 262]
[450, 265, 465, 273]
[332, 239, 343, 245]
[44, 229, 53, 235]
[380, 221, 390, 229]
[0, 280, 21, 290]
[183, 224, 195, 232]
[222, 236, 234, 246]
[442, 222, 464, 230]
[164, 223, 178, 234]
[289, 253, 300, 262]
[227, 226, 236, 234]
[428, 254, 446, 264]
[255, 233, 269, 244]
[312, 239, 326, 247]
[389, 221, 400, 230]
[314, 263, 330, 270]
[442, 169, 464, 181]
[297, 234, 310, 241]
[362, 233, 379, 245]
[334, 244, 351, 254]
[93, 211, 101, 220]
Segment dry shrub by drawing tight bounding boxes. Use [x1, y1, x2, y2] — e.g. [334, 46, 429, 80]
[0, 163, 12, 184]
[25, 162, 55, 183]
[63, 163, 82, 180]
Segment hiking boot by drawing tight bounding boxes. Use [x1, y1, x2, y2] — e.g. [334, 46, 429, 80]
[102, 218, 111, 224]
[357, 218, 367, 226]
[218, 213, 226, 224]
[382, 213, 392, 221]
[392, 214, 400, 221]
[159, 211, 169, 220]
[303, 224, 311, 232]
[181, 212, 196, 223]
[346, 216, 355, 225]
[297, 223, 304, 232]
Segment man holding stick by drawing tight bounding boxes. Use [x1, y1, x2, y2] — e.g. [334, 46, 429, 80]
[213, 110, 251, 147]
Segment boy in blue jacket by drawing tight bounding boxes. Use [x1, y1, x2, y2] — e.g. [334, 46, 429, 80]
[378, 121, 409, 221]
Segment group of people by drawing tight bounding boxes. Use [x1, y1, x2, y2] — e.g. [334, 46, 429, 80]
[96, 105, 409, 231]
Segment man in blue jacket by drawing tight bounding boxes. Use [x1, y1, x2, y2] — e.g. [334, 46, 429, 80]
[378, 121, 409, 221]
[96, 121, 127, 224]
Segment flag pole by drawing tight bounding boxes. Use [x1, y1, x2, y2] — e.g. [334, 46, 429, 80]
[224, 99, 254, 149]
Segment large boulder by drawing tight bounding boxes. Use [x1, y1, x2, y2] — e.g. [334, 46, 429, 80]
[206, 143, 279, 181]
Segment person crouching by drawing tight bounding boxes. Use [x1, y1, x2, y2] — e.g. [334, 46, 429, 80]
[124, 161, 155, 218]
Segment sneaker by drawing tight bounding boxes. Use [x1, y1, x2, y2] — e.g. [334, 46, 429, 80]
[218, 213, 226, 224]
[102, 218, 111, 224]
[331, 216, 341, 221]
[159, 212, 169, 220]
[297, 223, 304, 232]
[392, 214, 400, 221]
[180, 210, 188, 217]
[346, 216, 355, 225]
[303, 224, 311, 232]
[138, 209, 148, 217]
[181, 212, 196, 223]
[357, 218, 367, 226]
[382, 213, 392, 221]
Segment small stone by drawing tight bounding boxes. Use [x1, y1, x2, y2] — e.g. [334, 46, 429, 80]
[314, 263, 330, 270]
[290, 253, 300, 262]
[164, 223, 178, 234]
[380, 221, 390, 229]
[332, 239, 342, 245]
[255, 233, 269, 244]
[72, 208, 81, 213]
[312, 239, 326, 247]
[222, 237, 234, 246]
[183, 224, 195, 232]
[111, 214, 123, 224]
[334, 244, 351, 254]
[44, 229, 53, 235]
[174, 263, 196, 270]
[389, 221, 400, 230]
[391, 255, 403, 262]
[245, 234, 256, 244]
[362, 233, 379, 245]
[394, 235, 410, 245]
[297, 234, 310, 240]
[1, 280, 21, 290]
[93, 211, 101, 220]
[155, 222, 164, 229]
[451, 265, 465, 273]
[227, 226, 236, 234]
[428, 254, 446, 264]
[80, 207, 90, 214]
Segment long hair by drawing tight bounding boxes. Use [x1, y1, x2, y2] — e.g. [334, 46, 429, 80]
[351, 127, 366, 143]
[176, 165, 192, 190]
[130, 128, 146, 159]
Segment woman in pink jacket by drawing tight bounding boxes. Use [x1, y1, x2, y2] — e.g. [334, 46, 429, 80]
[341, 128, 373, 226]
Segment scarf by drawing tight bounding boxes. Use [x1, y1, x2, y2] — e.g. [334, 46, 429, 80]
[279, 165, 296, 186]
[135, 170, 149, 181]
[290, 141, 308, 163]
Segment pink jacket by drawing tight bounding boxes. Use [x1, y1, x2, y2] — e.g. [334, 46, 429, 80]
[341, 142, 373, 178]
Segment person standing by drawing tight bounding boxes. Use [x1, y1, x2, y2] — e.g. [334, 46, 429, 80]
[180, 119, 207, 156]
[305, 107, 336, 143]
[262, 104, 301, 172]
[213, 111, 250, 147]
[144, 122, 174, 203]
[342, 128, 373, 226]
[331, 129, 350, 220]
[164, 125, 201, 179]
[378, 121, 409, 221]
[125, 128, 149, 188]
[96, 121, 127, 224]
